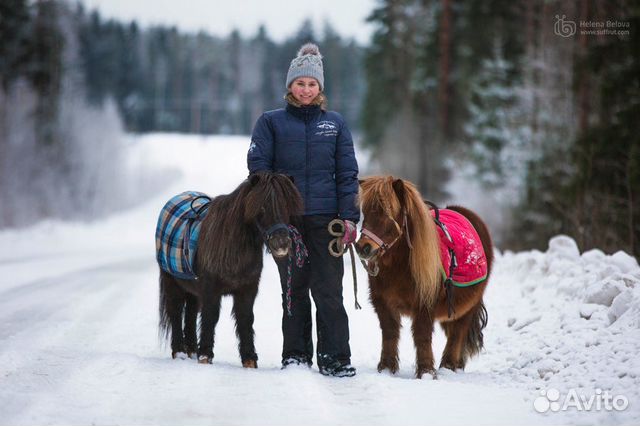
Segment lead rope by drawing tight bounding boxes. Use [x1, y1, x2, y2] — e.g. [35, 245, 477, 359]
[286, 225, 307, 317]
[349, 244, 362, 310]
[327, 219, 361, 310]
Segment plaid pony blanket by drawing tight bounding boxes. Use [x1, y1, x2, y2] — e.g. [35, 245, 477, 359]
[430, 208, 488, 287]
[155, 191, 211, 280]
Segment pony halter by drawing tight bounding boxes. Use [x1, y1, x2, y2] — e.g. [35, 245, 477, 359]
[260, 222, 289, 242]
[359, 208, 412, 276]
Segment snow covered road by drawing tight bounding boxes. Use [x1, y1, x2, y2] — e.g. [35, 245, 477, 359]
[1, 134, 638, 426]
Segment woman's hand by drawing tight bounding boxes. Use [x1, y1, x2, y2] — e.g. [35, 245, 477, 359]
[342, 220, 357, 245]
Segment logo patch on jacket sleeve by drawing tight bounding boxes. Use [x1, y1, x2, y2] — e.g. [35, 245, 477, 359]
[315, 120, 338, 137]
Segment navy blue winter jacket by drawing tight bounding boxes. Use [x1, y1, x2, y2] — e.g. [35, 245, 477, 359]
[247, 103, 360, 223]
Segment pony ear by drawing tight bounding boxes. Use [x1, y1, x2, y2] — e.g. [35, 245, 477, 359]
[249, 173, 261, 187]
[392, 178, 405, 204]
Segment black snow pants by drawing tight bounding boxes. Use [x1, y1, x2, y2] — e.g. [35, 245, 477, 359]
[276, 215, 352, 367]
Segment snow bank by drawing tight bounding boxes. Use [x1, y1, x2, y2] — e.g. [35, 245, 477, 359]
[480, 235, 640, 424]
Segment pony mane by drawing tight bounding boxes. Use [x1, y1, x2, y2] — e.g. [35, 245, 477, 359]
[243, 172, 303, 223]
[360, 176, 442, 308]
[198, 172, 302, 276]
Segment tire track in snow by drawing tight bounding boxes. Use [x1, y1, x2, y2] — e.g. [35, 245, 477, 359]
[0, 256, 152, 340]
[0, 256, 157, 425]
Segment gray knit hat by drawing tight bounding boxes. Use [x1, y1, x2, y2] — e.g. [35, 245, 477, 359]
[285, 43, 324, 91]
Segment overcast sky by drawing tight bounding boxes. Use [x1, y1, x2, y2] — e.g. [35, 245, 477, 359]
[78, 0, 377, 44]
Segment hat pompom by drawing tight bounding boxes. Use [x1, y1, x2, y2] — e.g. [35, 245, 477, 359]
[298, 43, 322, 59]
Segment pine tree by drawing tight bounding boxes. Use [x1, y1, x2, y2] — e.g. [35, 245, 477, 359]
[465, 39, 520, 188]
[29, 0, 64, 147]
[570, 5, 640, 256]
[117, 22, 145, 131]
[251, 25, 277, 114]
[0, 0, 32, 90]
[362, 0, 415, 148]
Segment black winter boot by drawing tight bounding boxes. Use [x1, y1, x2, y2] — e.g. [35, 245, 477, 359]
[318, 354, 356, 377]
[281, 354, 312, 369]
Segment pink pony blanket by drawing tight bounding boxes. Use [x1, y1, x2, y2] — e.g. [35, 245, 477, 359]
[429, 208, 488, 287]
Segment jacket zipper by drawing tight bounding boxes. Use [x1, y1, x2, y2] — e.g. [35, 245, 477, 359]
[304, 111, 310, 211]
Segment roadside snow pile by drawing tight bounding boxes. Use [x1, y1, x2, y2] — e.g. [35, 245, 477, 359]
[480, 235, 640, 423]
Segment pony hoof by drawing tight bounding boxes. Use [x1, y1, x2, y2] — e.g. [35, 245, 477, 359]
[416, 369, 437, 380]
[439, 361, 456, 371]
[198, 355, 213, 364]
[242, 359, 258, 368]
[439, 362, 464, 373]
[172, 351, 188, 360]
[377, 361, 399, 374]
[188, 352, 198, 360]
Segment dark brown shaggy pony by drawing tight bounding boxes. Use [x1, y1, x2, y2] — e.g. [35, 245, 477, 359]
[355, 176, 493, 379]
[159, 172, 302, 367]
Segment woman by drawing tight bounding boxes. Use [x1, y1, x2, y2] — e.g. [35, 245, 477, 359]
[247, 43, 359, 377]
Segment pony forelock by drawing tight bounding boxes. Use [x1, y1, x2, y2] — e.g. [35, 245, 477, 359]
[244, 172, 302, 223]
[359, 176, 400, 215]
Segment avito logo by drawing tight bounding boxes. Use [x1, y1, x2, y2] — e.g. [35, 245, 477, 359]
[534, 388, 629, 413]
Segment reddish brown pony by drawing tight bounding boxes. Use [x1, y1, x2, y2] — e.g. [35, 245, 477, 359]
[355, 176, 494, 379]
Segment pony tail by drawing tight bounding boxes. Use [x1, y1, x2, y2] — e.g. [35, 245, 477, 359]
[402, 182, 441, 308]
[464, 301, 488, 360]
[158, 271, 174, 342]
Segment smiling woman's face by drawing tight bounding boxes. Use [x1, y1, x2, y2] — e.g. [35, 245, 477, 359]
[289, 77, 320, 105]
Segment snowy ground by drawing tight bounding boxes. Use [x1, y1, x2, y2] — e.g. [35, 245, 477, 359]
[1, 133, 638, 426]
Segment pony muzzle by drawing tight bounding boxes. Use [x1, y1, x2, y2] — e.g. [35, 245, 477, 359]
[355, 237, 380, 261]
[262, 223, 291, 258]
[268, 233, 292, 258]
[355, 240, 381, 276]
